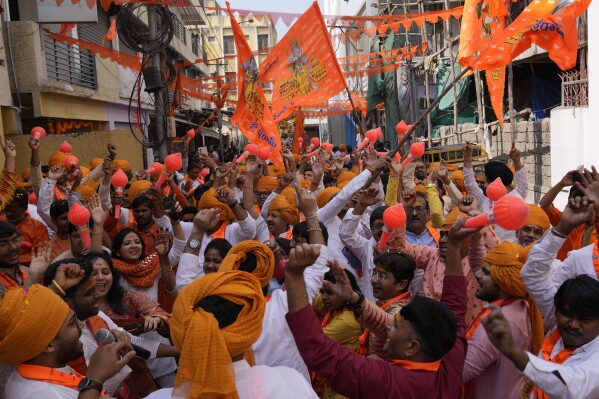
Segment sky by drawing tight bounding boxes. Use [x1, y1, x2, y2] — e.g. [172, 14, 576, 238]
[226, 0, 325, 38]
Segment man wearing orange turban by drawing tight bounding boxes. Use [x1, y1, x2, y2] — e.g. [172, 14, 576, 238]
[450, 170, 466, 193]
[113, 159, 133, 181]
[267, 195, 299, 239]
[463, 241, 543, 399]
[219, 241, 275, 291]
[48, 151, 67, 167]
[316, 187, 341, 209]
[149, 271, 315, 399]
[255, 176, 278, 209]
[127, 180, 152, 202]
[0, 284, 135, 397]
[74, 185, 96, 201]
[515, 204, 551, 247]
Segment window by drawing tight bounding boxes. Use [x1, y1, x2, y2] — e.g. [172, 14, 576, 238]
[191, 34, 200, 56]
[208, 36, 216, 42]
[223, 36, 235, 55]
[258, 34, 268, 50]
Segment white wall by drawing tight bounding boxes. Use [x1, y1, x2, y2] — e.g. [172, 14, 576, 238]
[549, 0, 599, 210]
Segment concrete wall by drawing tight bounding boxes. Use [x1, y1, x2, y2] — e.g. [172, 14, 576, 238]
[0, 19, 14, 108]
[438, 119, 552, 204]
[6, 130, 145, 174]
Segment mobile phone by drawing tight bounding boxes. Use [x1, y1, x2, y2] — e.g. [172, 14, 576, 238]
[198, 147, 208, 156]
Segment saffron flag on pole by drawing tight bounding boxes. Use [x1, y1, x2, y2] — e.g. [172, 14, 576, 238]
[226, 2, 283, 166]
[260, 1, 348, 122]
[102, 18, 116, 44]
[467, 0, 591, 71]
[458, 0, 509, 124]
[291, 108, 304, 155]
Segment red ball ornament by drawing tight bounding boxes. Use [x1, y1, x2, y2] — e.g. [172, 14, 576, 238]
[257, 146, 272, 161]
[464, 195, 529, 230]
[31, 127, 46, 140]
[63, 155, 79, 169]
[60, 141, 73, 154]
[395, 120, 412, 136]
[486, 177, 507, 202]
[384, 204, 407, 229]
[111, 169, 129, 188]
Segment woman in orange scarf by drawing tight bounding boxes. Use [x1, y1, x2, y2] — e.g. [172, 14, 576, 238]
[110, 229, 179, 388]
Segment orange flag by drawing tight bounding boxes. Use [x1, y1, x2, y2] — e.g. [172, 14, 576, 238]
[60, 23, 76, 35]
[259, 2, 347, 122]
[468, 0, 591, 71]
[226, 2, 283, 166]
[458, 0, 509, 124]
[103, 18, 116, 44]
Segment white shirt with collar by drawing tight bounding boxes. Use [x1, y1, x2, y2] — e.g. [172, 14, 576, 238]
[145, 359, 318, 399]
[5, 366, 80, 399]
[252, 245, 328, 382]
[521, 230, 599, 398]
[175, 216, 257, 290]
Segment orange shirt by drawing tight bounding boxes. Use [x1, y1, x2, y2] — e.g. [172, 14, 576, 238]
[49, 235, 71, 261]
[544, 204, 597, 260]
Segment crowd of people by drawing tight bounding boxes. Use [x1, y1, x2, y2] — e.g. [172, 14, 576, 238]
[0, 133, 598, 399]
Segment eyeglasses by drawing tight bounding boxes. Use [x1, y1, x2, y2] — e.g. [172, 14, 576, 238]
[370, 270, 389, 280]
[0, 236, 23, 250]
[371, 222, 384, 230]
[409, 206, 427, 213]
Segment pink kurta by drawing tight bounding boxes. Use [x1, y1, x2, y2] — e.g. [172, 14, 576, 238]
[462, 299, 532, 399]
[389, 227, 497, 326]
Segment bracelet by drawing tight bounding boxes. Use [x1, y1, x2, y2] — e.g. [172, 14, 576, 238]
[346, 292, 365, 310]
[551, 228, 568, 239]
[307, 227, 322, 233]
[52, 280, 66, 297]
[161, 265, 174, 273]
[305, 214, 318, 220]
[228, 200, 239, 208]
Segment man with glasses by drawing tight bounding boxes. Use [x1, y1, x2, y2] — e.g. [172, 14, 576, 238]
[0, 221, 47, 297]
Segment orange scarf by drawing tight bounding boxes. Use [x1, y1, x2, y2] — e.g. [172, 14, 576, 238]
[321, 309, 345, 329]
[390, 358, 442, 372]
[54, 186, 68, 200]
[357, 291, 411, 356]
[212, 221, 228, 239]
[113, 253, 161, 289]
[17, 364, 108, 396]
[0, 268, 27, 289]
[466, 298, 518, 340]
[532, 329, 575, 399]
[269, 229, 293, 241]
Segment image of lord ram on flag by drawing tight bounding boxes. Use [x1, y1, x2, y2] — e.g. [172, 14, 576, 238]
[261, 2, 347, 122]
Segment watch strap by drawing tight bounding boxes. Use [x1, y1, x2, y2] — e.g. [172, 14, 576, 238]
[346, 292, 365, 310]
[78, 377, 103, 393]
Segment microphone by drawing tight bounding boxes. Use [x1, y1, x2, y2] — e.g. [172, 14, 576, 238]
[94, 328, 151, 360]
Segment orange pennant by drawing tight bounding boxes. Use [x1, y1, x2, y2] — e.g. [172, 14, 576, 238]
[60, 24, 76, 35]
[486, 67, 506, 125]
[259, 1, 347, 122]
[226, 2, 283, 166]
[102, 18, 116, 44]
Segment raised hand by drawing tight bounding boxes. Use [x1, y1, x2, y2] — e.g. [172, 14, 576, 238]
[295, 186, 318, 216]
[559, 170, 578, 187]
[107, 143, 117, 160]
[448, 216, 482, 243]
[102, 158, 114, 177]
[286, 243, 321, 276]
[89, 195, 109, 226]
[509, 142, 522, 169]
[462, 141, 473, 163]
[427, 167, 439, 185]
[359, 188, 381, 207]
[438, 159, 450, 184]
[214, 187, 235, 205]
[389, 159, 403, 177]
[556, 195, 594, 235]
[29, 242, 53, 281]
[154, 228, 173, 256]
[458, 194, 479, 215]
[276, 173, 295, 193]
[53, 263, 85, 292]
[323, 260, 355, 301]
[1, 138, 16, 159]
[193, 208, 220, 232]
[399, 188, 416, 209]
[28, 139, 41, 152]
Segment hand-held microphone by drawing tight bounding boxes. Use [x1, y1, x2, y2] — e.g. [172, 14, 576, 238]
[94, 328, 151, 359]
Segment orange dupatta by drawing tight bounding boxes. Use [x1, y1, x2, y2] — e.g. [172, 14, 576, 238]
[531, 329, 575, 399]
[269, 229, 293, 241]
[0, 268, 27, 289]
[17, 364, 109, 396]
[592, 241, 599, 276]
[112, 253, 161, 289]
[212, 221, 228, 239]
[391, 358, 442, 372]
[357, 291, 411, 356]
[466, 298, 518, 340]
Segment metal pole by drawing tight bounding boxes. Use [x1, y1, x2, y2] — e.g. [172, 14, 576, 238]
[442, 0, 458, 132]
[216, 72, 224, 163]
[360, 65, 472, 189]
[149, 7, 168, 160]
[508, 63, 516, 144]
[419, 0, 432, 146]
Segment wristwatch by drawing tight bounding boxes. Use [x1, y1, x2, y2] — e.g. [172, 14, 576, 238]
[78, 377, 103, 393]
[346, 292, 365, 310]
[187, 238, 200, 250]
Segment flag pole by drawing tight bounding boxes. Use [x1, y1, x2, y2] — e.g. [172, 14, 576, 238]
[345, 86, 364, 135]
[360, 65, 473, 189]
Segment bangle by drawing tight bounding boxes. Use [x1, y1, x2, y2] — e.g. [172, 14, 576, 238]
[307, 227, 322, 233]
[551, 228, 568, 239]
[228, 200, 239, 208]
[52, 280, 66, 297]
[161, 265, 174, 273]
[305, 214, 318, 220]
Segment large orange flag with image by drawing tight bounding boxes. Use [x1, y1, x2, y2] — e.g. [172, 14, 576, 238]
[226, 2, 283, 166]
[468, 0, 591, 71]
[458, 0, 509, 124]
[260, 2, 347, 122]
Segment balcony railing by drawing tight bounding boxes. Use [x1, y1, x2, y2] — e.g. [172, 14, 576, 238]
[43, 30, 97, 90]
[561, 69, 588, 107]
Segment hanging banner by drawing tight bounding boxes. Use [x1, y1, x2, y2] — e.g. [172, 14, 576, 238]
[259, 1, 348, 122]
